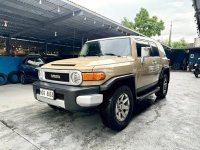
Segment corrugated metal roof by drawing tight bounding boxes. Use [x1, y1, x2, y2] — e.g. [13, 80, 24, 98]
[0, 0, 143, 47]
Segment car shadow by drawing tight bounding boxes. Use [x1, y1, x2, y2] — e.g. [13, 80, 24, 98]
[37, 94, 166, 126]
[132, 95, 166, 117]
[37, 94, 166, 132]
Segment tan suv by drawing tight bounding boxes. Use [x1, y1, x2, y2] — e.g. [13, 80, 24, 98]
[33, 36, 170, 131]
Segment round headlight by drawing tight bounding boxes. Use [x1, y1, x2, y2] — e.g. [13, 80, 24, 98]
[38, 70, 43, 80]
[70, 71, 82, 85]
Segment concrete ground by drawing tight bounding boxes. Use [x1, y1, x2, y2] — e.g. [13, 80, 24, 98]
[0, 72, 200, 150]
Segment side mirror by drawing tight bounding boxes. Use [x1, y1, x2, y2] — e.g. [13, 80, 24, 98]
[141, 47, 150, 63]
[27, 60, 35, 65]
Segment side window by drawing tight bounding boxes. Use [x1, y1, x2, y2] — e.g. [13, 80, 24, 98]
[22, 58, 27, 64]
[150, 42, 160, 57]
[136, 41, 150, 57]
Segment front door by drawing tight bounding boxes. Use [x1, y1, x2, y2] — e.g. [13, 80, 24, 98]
[136, 40, 161, 89]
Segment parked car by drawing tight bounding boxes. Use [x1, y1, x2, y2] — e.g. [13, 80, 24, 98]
[33, 36, 170, 131]
[19, 54, 63, 84]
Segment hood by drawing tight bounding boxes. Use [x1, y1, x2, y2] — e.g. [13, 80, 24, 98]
[41, 56, 134, 70]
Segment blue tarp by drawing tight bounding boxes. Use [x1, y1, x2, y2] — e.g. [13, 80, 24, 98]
[0, 56, 24, 75]
[189, 49, 200, 64]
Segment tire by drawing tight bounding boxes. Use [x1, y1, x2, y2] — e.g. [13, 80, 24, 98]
[100, 86, 134, 131]
[8, 71, 20, 84]
[194, 70, 199, 78]
[48, 104, 65, 111]
[0, 73, 7, 85]
[19, 73, 27, 84]
[156, 74, 169, 99]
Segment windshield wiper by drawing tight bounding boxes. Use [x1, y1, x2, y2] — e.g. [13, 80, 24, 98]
[79, 54, 102, 57]
[104, 53, 120, 57]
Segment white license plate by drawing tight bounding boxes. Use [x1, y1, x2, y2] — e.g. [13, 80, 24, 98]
[40, 88, 54, 100]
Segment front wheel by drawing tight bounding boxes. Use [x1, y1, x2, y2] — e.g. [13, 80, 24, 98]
[100, 86, 134, 131]
[156, 74, 169, 99]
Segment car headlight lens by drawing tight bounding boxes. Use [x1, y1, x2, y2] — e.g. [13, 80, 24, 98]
[38, 69, 44, 80]
[82, 72, 106, 81]
[70, 71, 82, 85]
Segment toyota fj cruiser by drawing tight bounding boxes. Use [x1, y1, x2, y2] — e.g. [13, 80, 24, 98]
[33, 36, 170, 131]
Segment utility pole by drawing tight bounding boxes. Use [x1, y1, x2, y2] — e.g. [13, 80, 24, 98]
[168, 21, 172, 47]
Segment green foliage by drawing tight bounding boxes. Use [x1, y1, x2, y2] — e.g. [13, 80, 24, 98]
[171, 38, 188, 48]
[121, 8, 165, 37]
[121, 18, 134, 30]
[160, 38, 188, 48]
[160, 40, 170, 47]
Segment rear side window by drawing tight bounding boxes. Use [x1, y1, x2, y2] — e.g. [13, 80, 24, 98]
[150, 42, 160, 57]
[136, 41, 150, 57]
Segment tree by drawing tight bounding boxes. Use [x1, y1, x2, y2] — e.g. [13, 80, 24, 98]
[121, 18, 134, 30]
[160, 40, 169, 47]
[160, 38, 188, 48]
[121, 8, 165, 37]
[171, 38, 188, 48]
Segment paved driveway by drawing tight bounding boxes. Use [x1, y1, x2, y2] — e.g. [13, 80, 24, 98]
[0, 72, 200, 150]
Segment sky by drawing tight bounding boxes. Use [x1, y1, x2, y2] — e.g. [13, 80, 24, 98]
[70, 0, 197, 43]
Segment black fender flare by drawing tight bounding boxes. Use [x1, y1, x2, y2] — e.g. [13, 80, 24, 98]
[8, 71, 20, 84]
[159, 66, 170, 82]
[0, 73, 8, 85]
[100, 74, 136, 93]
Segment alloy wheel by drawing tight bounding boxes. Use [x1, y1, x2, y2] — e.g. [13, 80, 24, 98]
[115, 93, 130, 122]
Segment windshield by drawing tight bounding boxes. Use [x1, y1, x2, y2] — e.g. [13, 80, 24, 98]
[79, 38, 131, 57]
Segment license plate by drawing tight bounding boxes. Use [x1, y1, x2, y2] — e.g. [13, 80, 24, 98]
[40, 88, 54, 100]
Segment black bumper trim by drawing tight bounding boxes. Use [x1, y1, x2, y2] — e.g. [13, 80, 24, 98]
[33, 81, 100, 111]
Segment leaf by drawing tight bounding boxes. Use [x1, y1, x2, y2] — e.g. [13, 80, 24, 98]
[121, 8, 165, 37]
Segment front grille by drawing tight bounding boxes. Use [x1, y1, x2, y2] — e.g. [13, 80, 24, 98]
[45, 72, 69, 82]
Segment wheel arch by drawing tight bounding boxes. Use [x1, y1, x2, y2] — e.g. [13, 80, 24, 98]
[100, 74, 136, 101]
[159, 67, 170, 83]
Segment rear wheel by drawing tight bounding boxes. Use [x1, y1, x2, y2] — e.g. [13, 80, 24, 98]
[156, 74, 169, 99]
[194, 70, 199, 78]
[100, 86, 134, 131]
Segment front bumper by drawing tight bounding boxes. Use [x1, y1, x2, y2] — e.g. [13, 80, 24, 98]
[33, 81, 103, 111]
